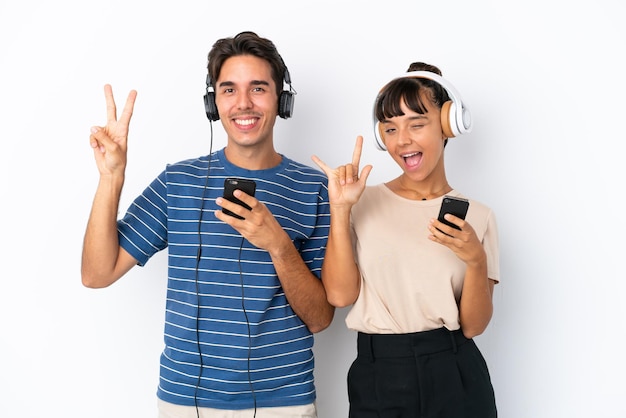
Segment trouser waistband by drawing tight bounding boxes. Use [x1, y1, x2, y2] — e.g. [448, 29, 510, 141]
[357, 327, 470, 360]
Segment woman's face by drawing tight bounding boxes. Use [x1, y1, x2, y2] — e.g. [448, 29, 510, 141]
[379, 93, 447, 182]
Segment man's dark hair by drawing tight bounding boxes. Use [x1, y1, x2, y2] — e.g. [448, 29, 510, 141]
[207, 31, 287, 97]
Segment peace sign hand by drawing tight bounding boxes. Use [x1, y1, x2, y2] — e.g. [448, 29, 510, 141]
[312, 136, 373, 209]
[89, 84, 137, 176]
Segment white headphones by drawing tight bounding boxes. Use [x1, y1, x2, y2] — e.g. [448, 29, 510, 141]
[372, 70, 472, 151]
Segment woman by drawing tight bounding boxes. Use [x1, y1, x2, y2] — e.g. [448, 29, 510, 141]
[312, 62, 499, 417]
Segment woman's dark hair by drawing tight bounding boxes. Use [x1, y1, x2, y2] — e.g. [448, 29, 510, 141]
[374, 61, 450, 123]
[207, 31, 287, 97]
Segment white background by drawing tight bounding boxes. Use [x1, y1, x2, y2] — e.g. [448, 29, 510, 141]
[1, 1, 625, 417]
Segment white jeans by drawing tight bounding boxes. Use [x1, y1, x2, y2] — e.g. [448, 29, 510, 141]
[157, 399, 317, 418]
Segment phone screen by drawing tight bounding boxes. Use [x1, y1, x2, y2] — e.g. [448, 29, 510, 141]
[222, 178, 257, 219]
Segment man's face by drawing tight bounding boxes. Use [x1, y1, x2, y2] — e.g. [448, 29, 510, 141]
[214, 54, 279, 149]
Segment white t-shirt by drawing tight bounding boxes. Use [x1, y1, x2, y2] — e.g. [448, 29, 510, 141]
[345, 184, 500, 334]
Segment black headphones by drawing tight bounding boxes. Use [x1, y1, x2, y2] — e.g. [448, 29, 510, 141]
[203, 67, 296, 121]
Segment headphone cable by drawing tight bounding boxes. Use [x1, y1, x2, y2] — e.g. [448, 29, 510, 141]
[194, 119, 214, 418]
[238, 237, 257, 417]
[192, 124, 256, 417]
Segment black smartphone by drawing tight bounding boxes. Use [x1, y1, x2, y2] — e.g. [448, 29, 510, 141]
[223, 178, 257, 220]
[437, 196, 469, 233]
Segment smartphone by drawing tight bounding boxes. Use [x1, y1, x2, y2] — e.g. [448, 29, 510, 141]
[223, 178, 257, 220]
[437, 196, 469, 234]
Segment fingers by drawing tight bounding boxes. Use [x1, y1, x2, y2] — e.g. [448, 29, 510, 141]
[89, 126, 112, 152]
[232, 189, 256, 209]
[215, 190, 257, 220]
[429, 218, 484, 267]
[90, 126, 103, 152]
[351, 135, 364, 167]
[344, 163, 355, 184]
[311, 155, 331, 176]
[345, 136, 366, 184]
[104, 84, 117, 123]
[119, 89, 138, 126]
[313, 135, 371, 186]
[429, 215, 473, 244]
[104, 84, 137, 125]
[359, 163, 373, 184]
[430, 215, 462, 237]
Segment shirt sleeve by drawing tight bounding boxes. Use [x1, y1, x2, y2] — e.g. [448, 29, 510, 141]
[117, 171, 168, 266]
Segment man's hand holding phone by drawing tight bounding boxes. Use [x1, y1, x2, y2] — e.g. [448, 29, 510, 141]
[216, 177, 293, 255]
[221, 178, 257, 220]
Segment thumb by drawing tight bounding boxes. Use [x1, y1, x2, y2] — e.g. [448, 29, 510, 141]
[359, 164, 373, 184]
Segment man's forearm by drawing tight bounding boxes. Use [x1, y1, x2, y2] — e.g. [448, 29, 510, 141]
[81, 175, 125, 288]
[270, 242, 335, 333]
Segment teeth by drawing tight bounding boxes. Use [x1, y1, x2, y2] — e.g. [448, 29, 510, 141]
[236, 119, 255, 126]
[403, 152, 420, 158]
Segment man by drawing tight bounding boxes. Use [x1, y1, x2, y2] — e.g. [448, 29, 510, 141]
[82, 31, 334, 418]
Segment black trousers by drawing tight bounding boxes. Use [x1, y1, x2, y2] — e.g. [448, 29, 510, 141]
[347, 328, 497, 418]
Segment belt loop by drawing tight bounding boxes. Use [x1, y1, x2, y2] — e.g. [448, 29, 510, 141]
[449, 330, 458, 354]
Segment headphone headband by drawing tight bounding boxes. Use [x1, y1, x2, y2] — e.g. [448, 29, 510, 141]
[372, 70, 472, 151]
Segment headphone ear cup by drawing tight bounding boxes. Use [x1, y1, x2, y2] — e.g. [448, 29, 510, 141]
[373, 121, 387, 151]
[278, 91, 295, 119]
[440, 100, 456, 138]
[204, 92, 219, 121]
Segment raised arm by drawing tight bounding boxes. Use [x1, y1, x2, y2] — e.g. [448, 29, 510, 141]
[81, 85, 138, 289]
[311, 136, 372, 308]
